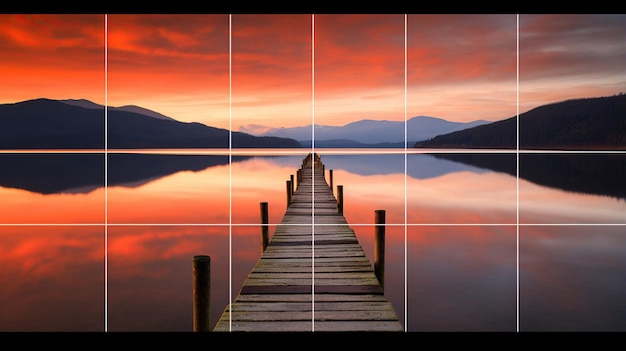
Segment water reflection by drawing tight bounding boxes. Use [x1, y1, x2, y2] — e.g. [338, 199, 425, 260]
[431, 153, 626, 201]
[0, 226, 104, 332]
[2, 151, 625, 332]
[431, 153, 626, 223]
[406, 154, 517, 224]
[3, 152, 624, 225]
[5, 223, 625, 332]
[520, 226, 626, 331]
[0, 153, 105, 194]
[0, 153, 249, 194]
[107, 225, 234, 332]
[302, 153, 517, 225]
[231, 156, 304, 225]
[406, 226, 517, 332]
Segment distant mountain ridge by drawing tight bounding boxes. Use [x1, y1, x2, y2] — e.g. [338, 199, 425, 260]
[241, 116, 490, 147]
[60, 99, 177, 121]
[414, 94, 626, 150]
[0, 98, 301, 149]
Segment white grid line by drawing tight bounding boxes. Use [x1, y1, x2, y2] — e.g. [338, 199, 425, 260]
[404, 13, 409, 331]
[311, 13, 316, 332]
[3, 222, 625, 227]
[228, 13, 233, 332]
[516, 14, 521, 333]
[104, 13, 108, 333]
[3, 149, 624, 155]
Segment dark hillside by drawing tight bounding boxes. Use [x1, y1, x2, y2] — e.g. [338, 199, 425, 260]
[415, 94, 626, 150]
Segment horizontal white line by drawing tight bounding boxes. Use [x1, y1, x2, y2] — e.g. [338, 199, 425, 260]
[1, 149, 625, 155]
[1, 222, 624, 226]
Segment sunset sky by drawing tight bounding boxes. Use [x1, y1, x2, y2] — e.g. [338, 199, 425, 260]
[0, 14, 624, 131]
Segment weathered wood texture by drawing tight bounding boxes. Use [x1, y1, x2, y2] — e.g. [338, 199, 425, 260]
[213, 153, 403, 332]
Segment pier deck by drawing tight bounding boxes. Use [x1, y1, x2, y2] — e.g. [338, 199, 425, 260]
[212, 153, 403, 332]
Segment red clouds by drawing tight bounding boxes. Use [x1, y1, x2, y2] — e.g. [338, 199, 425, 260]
[0, 14, 105, 105]
[0, 14, 623, 128]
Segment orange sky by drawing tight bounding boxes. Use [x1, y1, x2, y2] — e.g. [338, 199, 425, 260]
[0, 14, 624, 130]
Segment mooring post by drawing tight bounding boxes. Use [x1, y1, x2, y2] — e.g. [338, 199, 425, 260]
[286, 180, 292, 207]
[260, 202, 269, 252]
[192, 255, 211, 332]
[374, 210, 386, 291]
[297, 169, 301, 188]
[337, 185, 343, 215]
[290, 174, 295, 194]
[329, 169, 333, 193]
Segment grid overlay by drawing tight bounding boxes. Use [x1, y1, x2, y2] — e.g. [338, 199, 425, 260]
[2, 14, 625, 333]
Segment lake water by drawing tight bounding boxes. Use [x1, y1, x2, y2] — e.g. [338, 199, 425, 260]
[1, 149, 625, 332]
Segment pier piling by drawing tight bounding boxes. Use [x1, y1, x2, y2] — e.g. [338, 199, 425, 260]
[192, 255, 211, 332]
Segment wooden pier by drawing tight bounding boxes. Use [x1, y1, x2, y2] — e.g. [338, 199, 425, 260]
[211, 153, 403, 332]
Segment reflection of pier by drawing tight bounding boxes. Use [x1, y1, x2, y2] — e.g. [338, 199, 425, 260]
[208, 153, 403, 332]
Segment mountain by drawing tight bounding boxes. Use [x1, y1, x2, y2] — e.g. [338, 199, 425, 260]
[240, 116, 490, 147]
[60, 99, 177, 121]
[0, 98, 301, 149]
[414, 94, 626, 149]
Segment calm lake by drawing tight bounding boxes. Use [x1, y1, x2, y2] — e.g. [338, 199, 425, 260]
[1, 149, 625, 332]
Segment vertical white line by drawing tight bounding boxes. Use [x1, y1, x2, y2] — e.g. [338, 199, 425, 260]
[228, 13, 233, 332]
[403, 13, 408, 332]
[311, 13, 315, 333]
[104, 13, 108, 333]
[516, 13, 520, 333]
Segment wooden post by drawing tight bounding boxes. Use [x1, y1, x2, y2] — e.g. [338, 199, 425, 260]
[260, 202, 269, 252]
[286, 180, 292, 207]
[290, 174, 295, 194]
[329, 169, 333, 192]
[297, 169, 301, 187]
[374, 210, 386, 291]
[337, 185, 343, 215]
[192, 255, 211, 332]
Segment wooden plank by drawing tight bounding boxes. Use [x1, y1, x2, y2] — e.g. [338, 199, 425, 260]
[232, 294, 391, 303]
[251, 266, 374, 273]
[213, 321, 404, 332]
[215, 310, 399, 321]
[223, 302, 398, 312]
[245, 272, 378, 280]
[239, 284, 383, 294]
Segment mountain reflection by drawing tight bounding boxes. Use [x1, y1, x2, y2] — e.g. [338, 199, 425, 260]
[267, 154, 489, 179]
[2, 152, 624, 202]
[0, 153, 250, 194]
[432, 153, 626, 201]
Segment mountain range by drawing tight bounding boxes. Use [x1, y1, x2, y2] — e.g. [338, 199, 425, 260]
[4, 94, 622, 150]
[0, 98, 301, 149]
[414, 94, 626, 150]
[240, 117, 490, 147]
